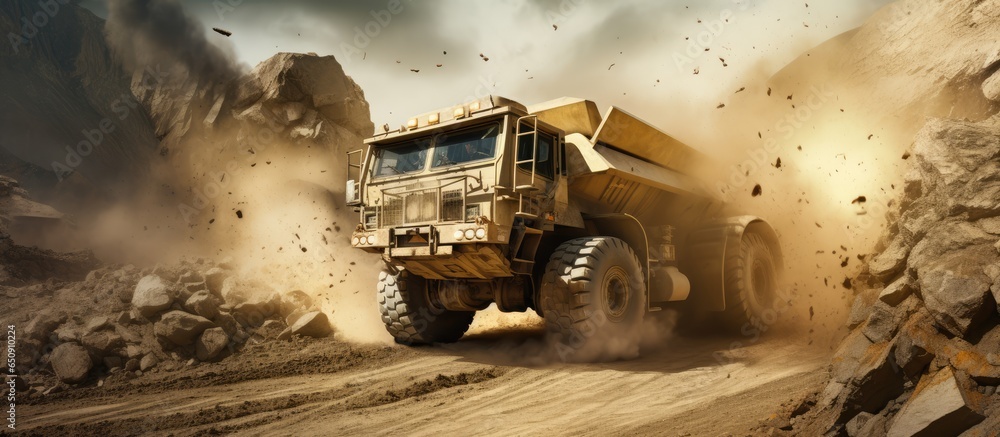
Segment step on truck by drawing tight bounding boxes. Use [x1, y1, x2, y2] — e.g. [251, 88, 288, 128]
[346, 96, 782, 353]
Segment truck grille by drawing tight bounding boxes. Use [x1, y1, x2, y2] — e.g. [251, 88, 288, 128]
[381, 189, 463, 227]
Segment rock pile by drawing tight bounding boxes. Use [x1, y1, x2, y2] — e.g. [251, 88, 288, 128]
[780, 116, 1000, 435]
[19, 259, 334, 390]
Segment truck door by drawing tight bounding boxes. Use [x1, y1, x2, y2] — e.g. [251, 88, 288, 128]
[514, 117, 559, 219]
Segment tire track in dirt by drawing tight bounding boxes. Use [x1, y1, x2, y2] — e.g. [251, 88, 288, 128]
[17, 332, 829, 436]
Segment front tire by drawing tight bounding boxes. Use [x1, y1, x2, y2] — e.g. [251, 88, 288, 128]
[377, 269, 474, 345]
[539, 237, 646, 362]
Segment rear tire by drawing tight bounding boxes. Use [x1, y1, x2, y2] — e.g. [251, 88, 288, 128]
[377, 269, 474, 345]
[539, 237, 646, 362]
[723, 231, 779, 332]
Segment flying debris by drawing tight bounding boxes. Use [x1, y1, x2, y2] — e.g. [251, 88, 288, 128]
[410, 69, 420, 73]
[767, 87, 772, 96]
[717, 103, 725, 109]
[751, 184, 762, 197]
[212, 27, 232, 37]
[735, 87, 746, 93]
[608, 63, 616, 70]
[553, 24, 558, 30]
[851, 196, 867, 204]
[693, 67, 700, 75]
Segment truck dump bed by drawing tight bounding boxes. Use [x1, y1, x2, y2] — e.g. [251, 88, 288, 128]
[527, 98, 716, 211]
[527, 98, 709, 175]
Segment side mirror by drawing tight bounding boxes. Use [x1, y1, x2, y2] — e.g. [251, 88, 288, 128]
[346, 179, 360, 206]
[346, 148, 364, 206]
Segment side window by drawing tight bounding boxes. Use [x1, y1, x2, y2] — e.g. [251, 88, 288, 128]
[517, 125, 556, 180]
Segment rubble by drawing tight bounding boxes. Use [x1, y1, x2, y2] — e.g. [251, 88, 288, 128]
[2, 253, 333, 393]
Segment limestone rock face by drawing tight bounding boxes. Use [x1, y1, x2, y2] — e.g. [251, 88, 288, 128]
[808, 115, 1000, 434]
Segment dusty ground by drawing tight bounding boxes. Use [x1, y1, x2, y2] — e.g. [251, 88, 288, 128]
[15, 325, 828, 436]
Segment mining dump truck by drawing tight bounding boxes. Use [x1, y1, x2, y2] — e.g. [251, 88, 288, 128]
[346, 96, 782, 349]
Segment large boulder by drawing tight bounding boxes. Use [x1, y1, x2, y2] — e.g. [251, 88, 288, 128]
[195, 327, 229, 362]
[220, 277, 277, 307]
[81, 331, 124, 357]
[233, 53, 374, 137]
[842, 341, 905, 419]
[132, 275, 174, 317]
[184, 290, 221, 320]
[868, 234, 910, 281]
[50, 343, 93, 384]
[202, 267, 228, 297]
[886, 367, 985, 437]
[878, 275, 914, 306]
[916, 245, 998, 339]
[288, 311, 333, 338]
[153, 311, 215, 346]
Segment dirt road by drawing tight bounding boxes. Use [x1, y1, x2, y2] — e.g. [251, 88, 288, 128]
[18, 323, 829, 437]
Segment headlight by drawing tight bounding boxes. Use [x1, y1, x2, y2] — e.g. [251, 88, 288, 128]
[454, 230, 465, 241]
[464, 229, 475, 240]
[475, 228, 486, 239]
[366, 235, 377, 245]
[352, 236, 360, 245]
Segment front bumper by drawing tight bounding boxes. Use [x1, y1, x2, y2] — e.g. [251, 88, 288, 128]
[350, 222, 514, 280]
[350, 222, 508, 252]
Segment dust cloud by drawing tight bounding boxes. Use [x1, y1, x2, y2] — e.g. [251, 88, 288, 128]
[679, 51, 919, 347]
[89, 0, 392, 344]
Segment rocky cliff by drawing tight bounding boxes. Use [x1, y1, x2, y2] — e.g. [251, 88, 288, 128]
[775, 115, 1000, 437]
[0, 0, 160, 206]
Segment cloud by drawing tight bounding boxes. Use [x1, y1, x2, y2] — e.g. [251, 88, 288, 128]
[80, 0, 894, 136]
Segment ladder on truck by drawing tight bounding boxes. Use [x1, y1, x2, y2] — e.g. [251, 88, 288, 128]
[513, 115, 541, 220]
[510, 115, 543, 274]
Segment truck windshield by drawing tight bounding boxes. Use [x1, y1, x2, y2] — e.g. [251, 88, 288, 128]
[374, 142, 429, 177]
[431, 123, 500, 168]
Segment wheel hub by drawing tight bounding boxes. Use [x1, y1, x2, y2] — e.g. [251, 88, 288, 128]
[602, 266, 630, 322]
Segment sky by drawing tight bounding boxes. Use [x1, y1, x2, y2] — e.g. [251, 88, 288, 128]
[80, 0, 894, 145]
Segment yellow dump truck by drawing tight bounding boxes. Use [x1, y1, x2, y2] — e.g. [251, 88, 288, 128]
[346, 96, 781, 349]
